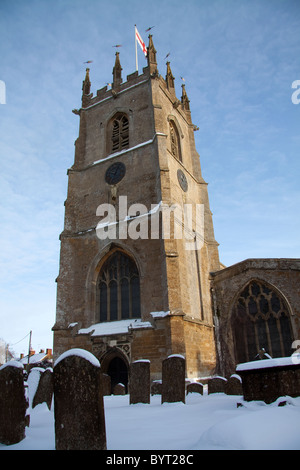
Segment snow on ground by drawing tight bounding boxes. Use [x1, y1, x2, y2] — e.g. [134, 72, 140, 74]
[1, 389, 300, 450]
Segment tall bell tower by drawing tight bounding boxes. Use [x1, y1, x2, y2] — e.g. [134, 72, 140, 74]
[53, 35, 221, 385]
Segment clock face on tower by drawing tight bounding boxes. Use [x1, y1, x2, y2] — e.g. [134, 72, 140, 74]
[177, 169, 188, 192]
[105, 162, 126, 185]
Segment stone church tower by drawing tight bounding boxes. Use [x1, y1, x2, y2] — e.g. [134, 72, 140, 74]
[53, 35, 300, 389]
[53, 35, 221, 389]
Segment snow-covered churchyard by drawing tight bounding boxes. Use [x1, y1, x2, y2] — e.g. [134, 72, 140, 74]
[1, 349, 300, 451]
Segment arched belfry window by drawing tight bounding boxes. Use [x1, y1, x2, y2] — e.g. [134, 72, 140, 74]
[98, 250, 141, 322]
[232, 280, 294, 364]
[110, 113, 129, 154]
[169, 121, 182, 162]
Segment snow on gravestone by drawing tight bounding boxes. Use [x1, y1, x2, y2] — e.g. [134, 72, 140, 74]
[236, 354, 300, 404]
[130, 360, 150, 404]
[53, 349, 106, 450]
[162, 355, 186, 404]
[224, 374, 243, 396]
[186, 382, 204, 395]
[207, 376, 227, 394]
[32, 368, 53, 410]
[0, 361, 28, 445]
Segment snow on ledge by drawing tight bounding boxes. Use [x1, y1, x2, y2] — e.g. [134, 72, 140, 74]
[236, 354, 300, 372]
[92, 133, 166, 167]
[54, 348, 100, 368]
[78, 318, 153, 337]
[150, 311, 170, 319]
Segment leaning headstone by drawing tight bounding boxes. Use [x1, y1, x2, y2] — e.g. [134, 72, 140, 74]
[32, 368, 53, 410]
[225, 374, 243, 396]
[113, 383, 126, 395]
[186, 382, 204, 396]
[162, 355, 185, 404]
[208, 376, 227, 394]
[130, 360, 150, 404]
[0, 361, 28, 445]
[53, 349, 106, 450]
[151, 380, 162, 395]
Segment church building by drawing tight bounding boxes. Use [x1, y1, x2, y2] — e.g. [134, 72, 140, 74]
[53, 35, 300, 390]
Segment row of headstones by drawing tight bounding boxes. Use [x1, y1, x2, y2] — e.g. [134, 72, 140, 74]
[151, 374, 243, 397]
[0, 350, 242, 449]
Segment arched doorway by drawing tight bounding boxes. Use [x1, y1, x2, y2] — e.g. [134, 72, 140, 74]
[107, 356, 128, 393]
[231, 279, 294, 364]
[101, 349, 129, 394]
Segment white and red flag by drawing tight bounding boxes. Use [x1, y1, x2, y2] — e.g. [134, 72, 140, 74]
[135, 25, 147, 71]
[135, 26, 147, 57]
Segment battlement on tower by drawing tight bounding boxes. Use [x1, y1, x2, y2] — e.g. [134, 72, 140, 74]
[81, 65, 151, 110]
[79, 34, 191, 123]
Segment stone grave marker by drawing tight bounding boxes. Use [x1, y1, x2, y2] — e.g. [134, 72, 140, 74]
[162, 354, 185, 404]
[53, 349, 106, 450]
[236, 355, 300, 404]
[208, 376, 227, 394]
[225, 374, 243, 396]
[186, 382, 204, 395]
[101, 373, 111, 396]
[130, 360, 150, 404]
[0, 361, 28, 445]
[32, 368, 53, 410]
[27, 367, 44, 408]
[151, 380, 162, 395]
[113, 383, 126, 395]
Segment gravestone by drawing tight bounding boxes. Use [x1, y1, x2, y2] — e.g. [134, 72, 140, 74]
[53, 349, 106, 450]
[186, 382, 204, 395]
[113, 383, 126, 395]
[208, 376, 227, 394]
[130, 360, 150, 404]
[151, 380, 162, 395]
[27, 367, 44, 408]
[225, 374, 243, 396]
[32, 368, 53, 410]
[101, 373, 111, 396]
[162, 355, 185, 404]
[0, 361, 28, 445]
[236, 355, 300, 404]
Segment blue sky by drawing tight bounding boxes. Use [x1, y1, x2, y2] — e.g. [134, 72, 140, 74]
[0, 0, 299, 356]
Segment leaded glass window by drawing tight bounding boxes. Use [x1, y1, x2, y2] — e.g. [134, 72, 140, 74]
[232, 280, 294, 363]
[98, 251, 141, 322]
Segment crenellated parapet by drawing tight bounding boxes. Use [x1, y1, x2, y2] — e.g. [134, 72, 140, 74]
[79, 35, 192, 126]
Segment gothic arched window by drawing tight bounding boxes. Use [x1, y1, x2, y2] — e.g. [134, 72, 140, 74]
[110, 113, 129, 154]
[169, 121, 182, 162]
[98, 250, 141, 322]
[231, 280, 294, 364]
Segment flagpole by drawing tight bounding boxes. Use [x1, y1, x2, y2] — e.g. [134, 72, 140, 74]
[135, 24, 138, 72]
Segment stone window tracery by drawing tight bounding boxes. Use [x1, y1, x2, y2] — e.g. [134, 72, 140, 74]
[110, 113, 129, 153]
[98, 250, 141, 322]
[232, 280, 294, 364]
[169, 121, 182, 162]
